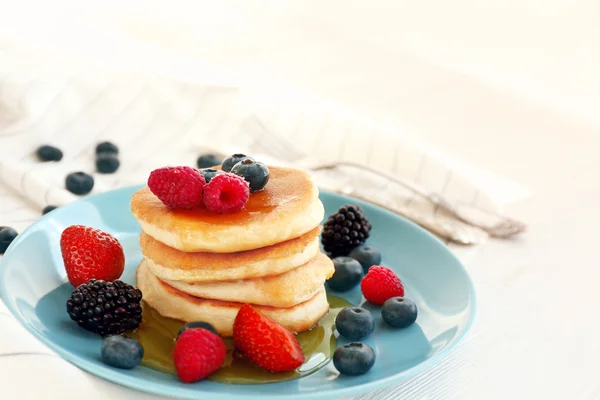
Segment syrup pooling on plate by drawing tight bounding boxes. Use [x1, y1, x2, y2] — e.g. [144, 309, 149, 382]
[129, 295, 351, 384]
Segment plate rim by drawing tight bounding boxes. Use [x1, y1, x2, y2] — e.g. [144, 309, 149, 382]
[0, 185, 477, 400]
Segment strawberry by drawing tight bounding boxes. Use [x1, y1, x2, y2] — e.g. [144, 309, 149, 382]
[173, 328, 226, 383]
[361, 265, 404, 305]
[60, 225, 125, 287]
[233, 304, 305, 372]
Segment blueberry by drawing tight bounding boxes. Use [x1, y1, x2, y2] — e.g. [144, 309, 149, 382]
[96, 153, 120, 174]
[65, 172, 94, 195]
[0, 226, 18, 254]
[101, 335, 144, 369]
[36, 145, 63, 162]
[382, 297, 418, 328]
[335, 307, 375, 340]
[349, 246, 382, 273]
[327, 257, 363, 292]
[96, 141, 119, 155]
[199, 168, 222, 183]
[42, 205, 57, 215]
[221, 153, 253, 172]
[197, 154, 223, 169]
[230, 159, 270, 192]
[177, 321, 218, 338]
[333, 342, 376, 376]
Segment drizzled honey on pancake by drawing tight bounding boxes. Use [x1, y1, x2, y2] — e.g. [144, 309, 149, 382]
[132, 165, 331, 336]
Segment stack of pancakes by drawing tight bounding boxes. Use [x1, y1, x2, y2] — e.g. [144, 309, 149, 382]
[132, 166, 333, 337]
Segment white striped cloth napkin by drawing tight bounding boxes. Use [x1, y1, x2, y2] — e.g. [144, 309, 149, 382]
[0, 48, 528, 399]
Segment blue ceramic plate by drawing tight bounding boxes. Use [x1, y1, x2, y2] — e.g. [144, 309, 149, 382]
[0, 186, 475, 400]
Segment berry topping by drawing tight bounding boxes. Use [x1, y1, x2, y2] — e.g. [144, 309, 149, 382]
[322, 205, 372, 257]
[36, 145, 63, 162]
[221, 153, 253, 172]
[42, 205, 57, 215]
[199, 168, 222, 184]
[96, 153, 120, 174]
[203, 172, 250, 214]
[60, 225, 125, 287]
[382, 297, 418, 328]
[178, 321, 218, 338]
[101, 335, 144, 369]
[197, 153, 223, 169]
[173, 328, 226, 383]
[66, 279, 142, 335]
[335, 307, 375, 341]
[0, 226, 18, 254]
[361, 266, 404, 305]
[233, 304, 305, 372]
[333, 342, 376, 376]
[230, 159, 270, 192]
[148, 166, 205, 209]
[349, 245, 382, 273]
[96, 141, 119, 155]
[328, 257, 363, 292]
[65, 172, 94, 195]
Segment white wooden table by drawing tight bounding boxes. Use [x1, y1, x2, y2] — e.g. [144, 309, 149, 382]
[1, 2, 599, 399]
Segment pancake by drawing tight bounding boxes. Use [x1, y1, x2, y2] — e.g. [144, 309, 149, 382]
[131, 166, 324, 253]
[136, 260, 330, 336]
[140, 227, 321, 282]
[158, 252, 334, 307]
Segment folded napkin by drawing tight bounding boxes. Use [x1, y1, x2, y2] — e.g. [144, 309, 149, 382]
[0, 45, 530, 400]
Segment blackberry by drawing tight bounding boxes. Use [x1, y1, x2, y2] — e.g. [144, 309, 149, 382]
[66, 280, 143, 336]
[321, 205, 372, 257]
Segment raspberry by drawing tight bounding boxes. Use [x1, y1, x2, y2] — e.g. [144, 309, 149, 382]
[361, 266, 404, 305]
[173, 328, 226, 383]
[203, 172, 249, 213]
[148, 166, 205, 209]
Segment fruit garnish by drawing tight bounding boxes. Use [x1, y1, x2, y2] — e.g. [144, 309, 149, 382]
[36, 144, 63, 162]
[0, 226, 18, 254]
[96, 153, 120, 174]
[230, 158, 270, 192]
[66, 279, 142, 335]
[349, 245, 382, 273]
[173, 328, 226, 383]
[96, 141, 119, 155]
[221, 153, 254, 172]
[203, 172, 250, 213]
[199, 168, 222, 183]
[61, 225, 124, 286]
[382, 297, 418, 328]
[148, 166, 205, 209]
[42, 205, 57, 215]
[333, 342, 376, 376]
[361, 265, 404, 305]
[101, 335, 144, 369]
[65, 171, 94, 195]
[335, 306, 375, 340]
[197, 153, 223, 169]
[177, 321, 218, 338]
[233, 304, 305, 372]
[328, 256, 363, 291]
[321, 205, 372, 257]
